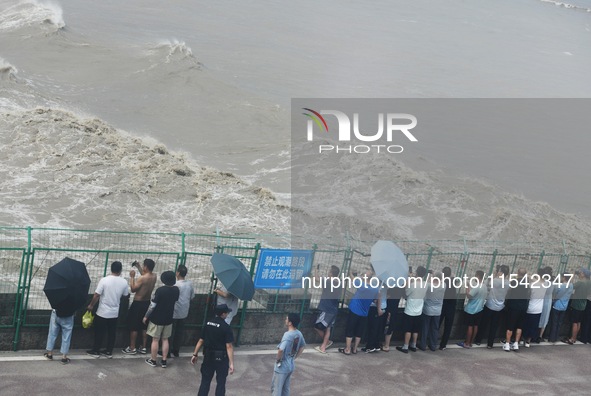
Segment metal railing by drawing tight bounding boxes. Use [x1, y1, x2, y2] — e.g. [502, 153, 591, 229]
[1, 226, 590, 350]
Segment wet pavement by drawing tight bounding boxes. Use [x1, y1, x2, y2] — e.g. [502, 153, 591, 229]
[1, 341, 590, 395]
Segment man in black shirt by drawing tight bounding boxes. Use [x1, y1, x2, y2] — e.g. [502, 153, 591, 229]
[143, 271, 179, 368]
[439, 266, 458, 350]
[192, 304, 235, 396]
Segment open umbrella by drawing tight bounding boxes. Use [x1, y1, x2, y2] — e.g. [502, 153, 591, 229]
[43, 257, 91, 317]
[370, 240, 409, 283]
[210, 253, 255, 301]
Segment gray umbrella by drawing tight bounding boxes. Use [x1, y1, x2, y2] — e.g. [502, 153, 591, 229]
[210, 253, 255, 301]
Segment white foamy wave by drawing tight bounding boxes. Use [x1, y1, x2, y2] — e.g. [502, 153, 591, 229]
[539, 0, 591, 12]
[291, 142, 591, 249]
[0, 0, 65, 32]
[137, 39, 203, 74]
[0, 57, 18, 81]
[0, 108, 289, 234]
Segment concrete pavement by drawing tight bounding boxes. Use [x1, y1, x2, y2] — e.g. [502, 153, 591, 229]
[1, 342, 590, 395]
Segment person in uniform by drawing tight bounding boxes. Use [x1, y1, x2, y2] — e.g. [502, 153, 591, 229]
[191, 304, 235, 396]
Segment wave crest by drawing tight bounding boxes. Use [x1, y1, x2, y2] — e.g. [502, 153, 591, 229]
[539, 0, 591, 12]
[0, 0, 65, 33]
[0, 57, 18, 81]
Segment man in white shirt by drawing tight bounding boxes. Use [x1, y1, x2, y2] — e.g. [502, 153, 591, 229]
[86, 261, 129, 358]
[170, 265, 195, 357]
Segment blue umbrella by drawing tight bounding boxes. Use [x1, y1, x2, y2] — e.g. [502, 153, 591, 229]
[210, 253, 255, 301]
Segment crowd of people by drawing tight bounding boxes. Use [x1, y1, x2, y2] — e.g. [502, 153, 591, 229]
[321, 264, 591, 356]
[43, 259, 196, 366]
[41, 258, 591, 396]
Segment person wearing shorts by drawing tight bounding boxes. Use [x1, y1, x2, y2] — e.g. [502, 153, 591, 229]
[396, 266, 429, 354]
[457, 270, 487, 349]
[143, 271, 179, 368]
[338, 267, 380, 355]
[122, 259, 157, 355]
[313, 265, 342, 354]
[503, 268, 530, 352]
[562, 268, 591, 344]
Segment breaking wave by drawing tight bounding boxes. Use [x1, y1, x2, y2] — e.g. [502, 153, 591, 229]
[0, 0, 66, 32]
[0, 108, 289, 234]
[539, 0, 591, 12]
[0, 57, 18, 81]
[2, 108, 591, 251]
[136, 39, 203, 74]
[291, 141, 591, 248]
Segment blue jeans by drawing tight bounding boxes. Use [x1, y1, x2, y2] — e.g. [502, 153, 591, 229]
[271, 371, 292, 396]
[46, 311, 74, 355]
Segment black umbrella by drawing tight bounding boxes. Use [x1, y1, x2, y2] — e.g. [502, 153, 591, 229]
[43, 257, 91, 317]
[210, 253, 255, 301]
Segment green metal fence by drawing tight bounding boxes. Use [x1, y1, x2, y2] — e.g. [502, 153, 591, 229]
[1, 226, 591, 350]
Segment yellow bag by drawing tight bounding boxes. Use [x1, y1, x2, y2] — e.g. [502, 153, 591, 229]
[82, 310, 94, 329]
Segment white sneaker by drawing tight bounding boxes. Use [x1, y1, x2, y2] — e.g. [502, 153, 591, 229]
[524, 342, 530, 348]
[511, 341, 519, 351]
[502, 342, 511, 352]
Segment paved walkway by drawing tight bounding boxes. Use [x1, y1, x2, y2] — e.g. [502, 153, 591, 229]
[1, 342, 590, 395]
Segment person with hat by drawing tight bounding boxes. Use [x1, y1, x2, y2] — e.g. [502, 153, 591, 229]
[143, 270, 179, 368]
[191, 304, 235, 396]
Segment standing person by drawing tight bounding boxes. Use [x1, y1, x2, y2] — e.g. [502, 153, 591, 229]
[537, 267, 555, 343]
[122, 258, 157, 355]
[419, 271, 445, 352]
[214, 282, 239, 325]
[363, 284, 387, 353]
[191, 304, 235, 396]
[457, 270, 487, 349]
[577, 269, 591, 344]
[474, 265, 510, 349]
[523, 268, 547, 348]
[86, 261, 129, 358]
[396, 266, 429, 354]
[43, 309, 75, 364]
[144, 271, 180, 368]
[338, 267, 380, 355]
[503, 268, 530, 352]
[562, 268, 591, 345]
[382, 286, 404, 352]
[313, 265, 342, 354]
[548, 274, 574, 343]
[169, 265, 195, 358]
[439, 267, 458, 351]
[271, 313, 306, 396]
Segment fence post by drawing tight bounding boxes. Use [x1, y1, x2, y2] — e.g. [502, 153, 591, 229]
[13, 227, 33, 351]
[236, 243, 260, 346]
[425, 247, 434, 273]
[339, 248, 353, 309]
[299, 244, 316, 320]
[488, 249, 498, 275]
[537, 250, 545, 273]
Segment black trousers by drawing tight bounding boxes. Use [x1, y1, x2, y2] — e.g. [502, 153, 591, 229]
[579, 302, 591, 343]
[198, 357, 229, 396]
[439, 300, 456, 348]
[93, 315, 118, 353]
[170, 318, 185, 354]
[385, 298, 400, 336]
[474, 306, 503, 347]
[365, 306, 384, 349]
